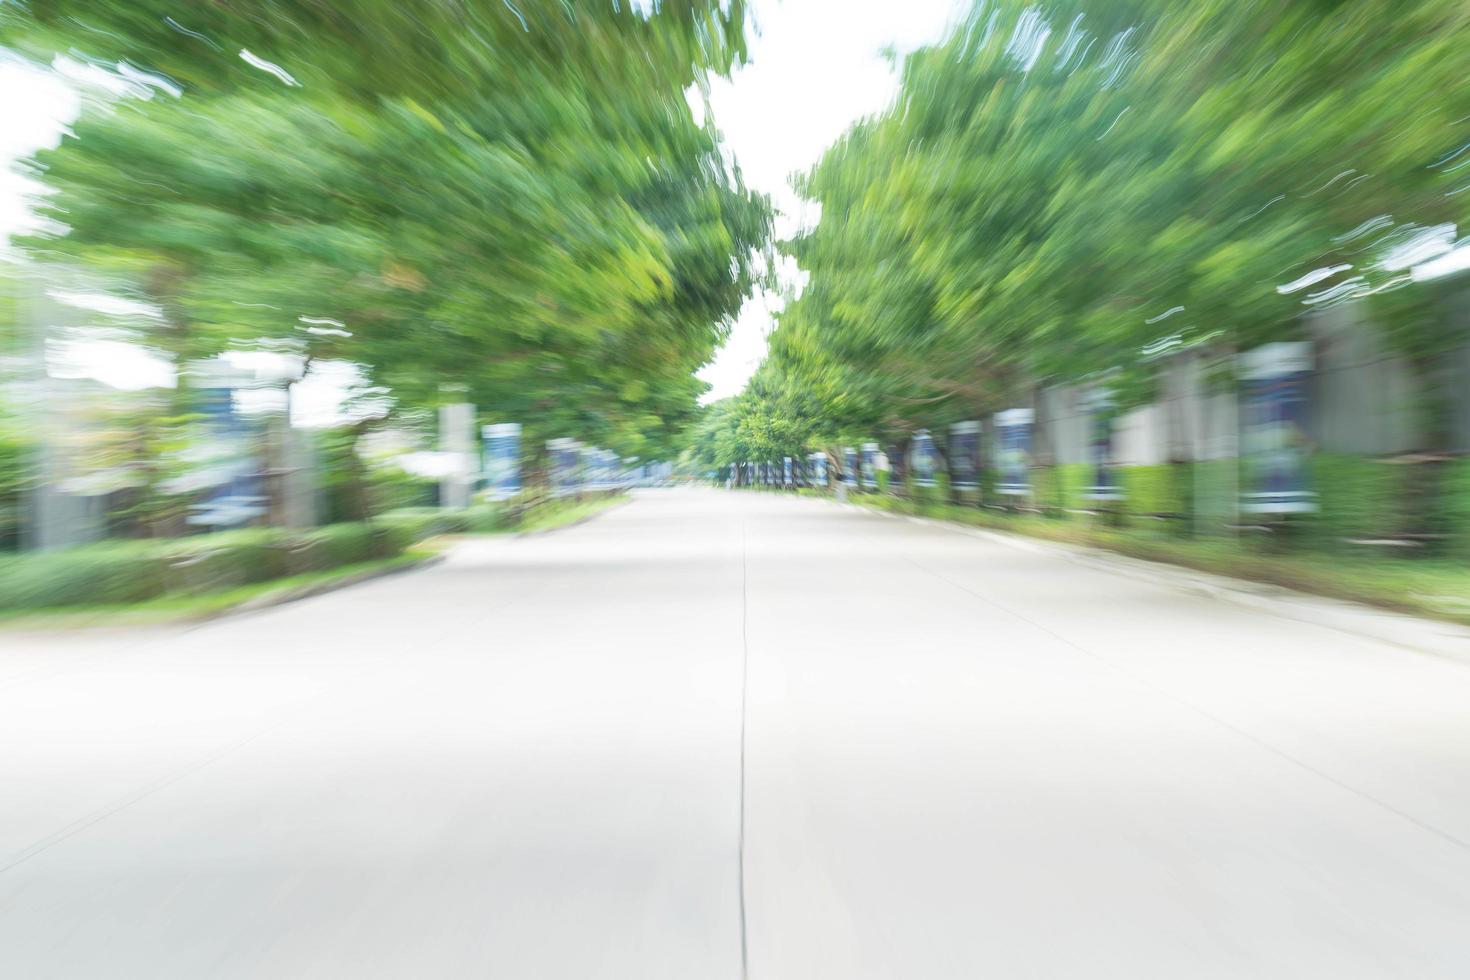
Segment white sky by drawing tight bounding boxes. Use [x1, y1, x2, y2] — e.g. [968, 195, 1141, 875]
[0, 53, 78, 248]
[694, 0, 969, 402]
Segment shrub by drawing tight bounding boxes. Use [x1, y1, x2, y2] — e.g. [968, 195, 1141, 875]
[156, 528, 288, 594]
[1441, 458, 1470, 558]
[0, 541, 169, 609]
[0, 492, 597, 612]
[1121, 464, 1187, 520]
[1305, 454, 1402, 547]
[0, 512, 459, 612]
[285, 523, 381, 574]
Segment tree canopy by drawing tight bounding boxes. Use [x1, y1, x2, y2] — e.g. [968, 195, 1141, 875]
[749, 0, 1469, 449]
[7, 0, 769, 460]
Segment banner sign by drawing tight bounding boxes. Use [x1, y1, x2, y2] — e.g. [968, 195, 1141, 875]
[861, 443, 879, 490]
[482, 423, 521, 500]
[783, 456, 793, 487]
[910, 429, 941, 488]
[843, 447, 858, 488]
[1240, 342, 1316, 514]
[948, 421, 981, 491]
[581, 446, 593, 490]
[548, 438, 580, 497]
[810, 452, 828, 488]
[190, 385, 266, 527]
[883, 443, 903, 489]
[1083, 391, 1121, 501]
[995, 408, 1033, 496]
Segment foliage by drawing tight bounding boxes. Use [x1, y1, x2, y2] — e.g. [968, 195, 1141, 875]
[6, 0, 770, 475]
[752, 0, 1470, 449]
[0, 422, 30, 550]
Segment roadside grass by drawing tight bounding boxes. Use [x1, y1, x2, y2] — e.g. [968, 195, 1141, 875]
[821, 490, 1470, 628]
[514, 492, 628, 534]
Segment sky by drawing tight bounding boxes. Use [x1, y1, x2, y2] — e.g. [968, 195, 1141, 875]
[693, 0, 970, 402]
[0, 53, 77, 248]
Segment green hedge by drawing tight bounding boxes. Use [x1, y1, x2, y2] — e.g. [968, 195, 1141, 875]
[1441, 459, 1470, 558]
[1120, 464, 1188, 519]
[1031, 463, 1090, 513]
[0, 541, 171, 610]
[904, 472, 952, 506]
[1303, 455, 1403, 547]
[0, 503, 507, 612]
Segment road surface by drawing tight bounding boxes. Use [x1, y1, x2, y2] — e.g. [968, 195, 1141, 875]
[3, 488, 1470, 978]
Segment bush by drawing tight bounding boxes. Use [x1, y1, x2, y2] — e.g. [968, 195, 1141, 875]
[1304, 454, 1402, 548]
[1441, 458, 1470, 558]
[464, 504, 510, 533]
[373, 505, 506, 551]
[1121, 464, 1187, 520]
[907, 470, 952, 507]
[156, 528, 289, 595]
[1030, 464, 1090, 515]
[285, 523, 382, 574]
[0, 506, 486, 612]
[0, 540, 169, 609]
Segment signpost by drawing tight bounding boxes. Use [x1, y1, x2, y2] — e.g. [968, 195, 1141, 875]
[861, 443, 880, 491]
[1240, 342, 1316, 514]
[810, 452, 829, 489]
[548, 438, 580, 497]
[1083, 390, 1122, 501]
[911, 429, 940, 488]
[482, 423, 521, 501]
[188, 360, 266, 529]
[949, 421, 982, 497]
[995, 408, 1034, 497]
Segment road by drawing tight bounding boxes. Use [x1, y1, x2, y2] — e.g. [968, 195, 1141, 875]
[3, 488, 1470, 978]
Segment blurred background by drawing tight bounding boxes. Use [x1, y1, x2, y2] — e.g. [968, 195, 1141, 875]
[0, 0, 1467, 615]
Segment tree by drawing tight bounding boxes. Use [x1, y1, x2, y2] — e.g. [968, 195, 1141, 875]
[755, 0, 1469, 456]
[8, 0, 770, 488]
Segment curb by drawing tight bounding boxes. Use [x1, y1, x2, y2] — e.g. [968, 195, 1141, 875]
[835, 499, 1470, 662]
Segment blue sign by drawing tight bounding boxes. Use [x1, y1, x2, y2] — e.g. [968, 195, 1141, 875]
[548, 438, 580, 497]
[190, 386, 265, 528]
[861, 443, 879, 490]
[911, 430, 940, 488]
[1084, 391, 1121, 501]
[843, 447, 858, 488]
[482, 423, 521, 500]
[1241, 342, 1316, 513]
[887, 442, 906, 489]
[948, 421, 981, 491]
[810, 452, 828, 488]
[995, 409, 1033, 496]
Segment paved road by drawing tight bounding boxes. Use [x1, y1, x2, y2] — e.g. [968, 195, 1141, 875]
[3, 489, 1470, 978]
